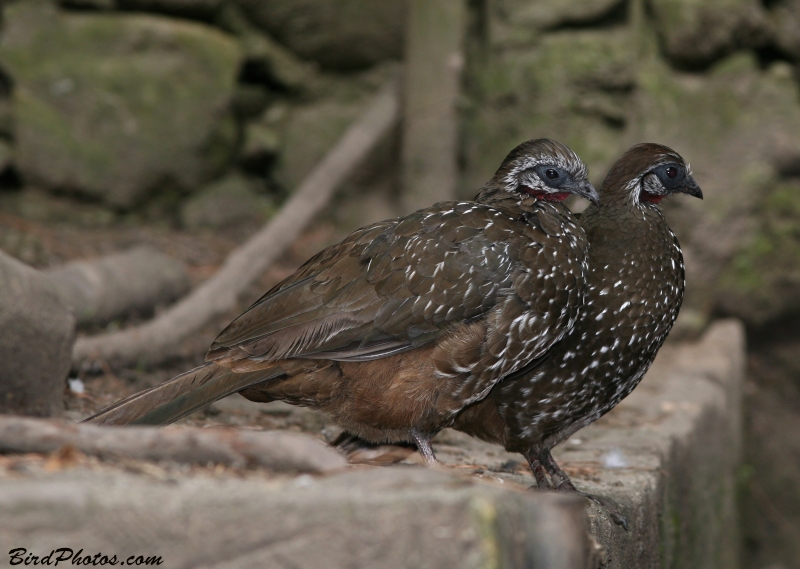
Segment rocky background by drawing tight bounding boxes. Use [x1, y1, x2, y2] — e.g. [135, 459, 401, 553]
[0, 0, 798, 567]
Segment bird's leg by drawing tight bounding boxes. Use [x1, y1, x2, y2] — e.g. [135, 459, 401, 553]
[410, 429, 439, 465]
[524, 449, 553, 489]
[539, 448, 629, 530]
[331, 431, 361, 451]
[539, 448, 577, 491]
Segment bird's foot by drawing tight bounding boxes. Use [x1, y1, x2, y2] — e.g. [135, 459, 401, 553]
[526, 448, 629, 530]
[331, 432, 428, 465]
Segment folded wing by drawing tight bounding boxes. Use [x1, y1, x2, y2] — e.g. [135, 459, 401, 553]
[207, 204, 522, 364]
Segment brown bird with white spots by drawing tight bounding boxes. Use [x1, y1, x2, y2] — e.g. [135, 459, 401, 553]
[85, 139, 599, 463]
[453, 143, 702, 496]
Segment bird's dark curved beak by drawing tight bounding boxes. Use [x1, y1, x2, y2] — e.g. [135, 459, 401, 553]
[681, 175, 703, 199]
[572, 180, 601, 206]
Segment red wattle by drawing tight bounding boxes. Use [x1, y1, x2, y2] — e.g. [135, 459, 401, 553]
[640, 191, 665, 204]
[522, 187, 570, 202]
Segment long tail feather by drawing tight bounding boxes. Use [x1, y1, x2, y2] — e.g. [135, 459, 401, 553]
[83, 363, 283, 426]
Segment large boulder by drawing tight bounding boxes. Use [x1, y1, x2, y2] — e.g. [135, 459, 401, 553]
[0, 1, 242, 208]
[0, 250, 75, 417]
[486, 0, 625, 47]
[234, 0, 405, 70]
[648, 0, 768, 68]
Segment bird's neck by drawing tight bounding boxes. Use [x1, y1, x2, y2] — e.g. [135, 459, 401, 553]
[475, 185, 563, 217]
[581, 199, 668, 255]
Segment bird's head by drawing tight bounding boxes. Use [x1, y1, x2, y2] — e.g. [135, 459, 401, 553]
[478, 138, 600, 206]
[602, 143, 703, 207]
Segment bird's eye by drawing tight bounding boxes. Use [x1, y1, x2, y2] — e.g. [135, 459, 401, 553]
[666, 167, 678, 179]
[533, 165, 568, 188]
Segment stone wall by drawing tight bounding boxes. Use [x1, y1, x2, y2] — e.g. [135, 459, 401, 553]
[0, 0, 798, 328]
[0, 0, 402, 230]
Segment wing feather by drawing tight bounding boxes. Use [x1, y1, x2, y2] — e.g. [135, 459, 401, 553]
[207, 203, 543, 364]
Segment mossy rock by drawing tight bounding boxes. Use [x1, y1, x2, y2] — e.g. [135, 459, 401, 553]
[239, 120, 280, 175]
[648, 0, 768, 68]
[0, 1, 242, 208]
[272, 99, 362, 192]
[718, 179, 800, 326]
[485, 0, 625, 48]
[234, 0, 405, 71]
[215, 2, 319, 92]
[180, 173, 274, 230]
[271, 66, 396, 192]
[461, 29, 636, 195]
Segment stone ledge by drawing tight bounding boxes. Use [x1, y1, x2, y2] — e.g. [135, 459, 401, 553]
[0, 320, 744, 569]
[567, 319, 744, 568]
[432, 319, 745, 568]
[0, 468, 593, 569]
